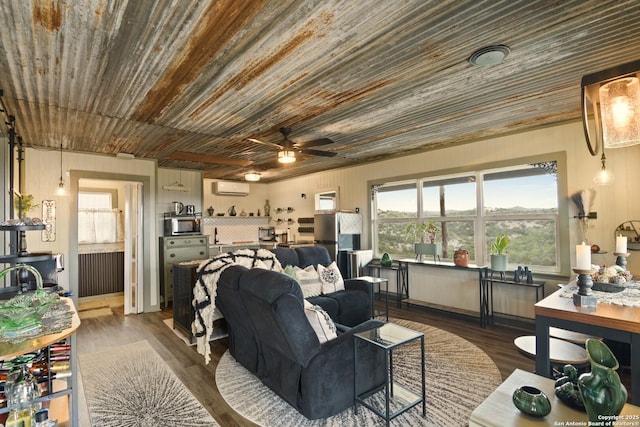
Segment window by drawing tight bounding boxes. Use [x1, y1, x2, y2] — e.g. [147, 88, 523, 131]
[78, 191, 121, 244]
[372, 158, 562, 273]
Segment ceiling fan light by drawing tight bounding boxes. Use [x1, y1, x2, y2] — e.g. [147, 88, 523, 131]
[278, 150, 296, 163]
[244, 172, 261, 181]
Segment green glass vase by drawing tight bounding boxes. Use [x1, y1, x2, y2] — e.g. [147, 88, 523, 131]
[578, 339, 627, 421]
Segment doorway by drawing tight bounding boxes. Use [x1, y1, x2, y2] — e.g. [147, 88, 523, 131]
[76, 179, 143, 314]
[69, 171, 153, 314]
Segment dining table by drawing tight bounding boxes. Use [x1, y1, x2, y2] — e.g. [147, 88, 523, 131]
[535, 283, 640, 405]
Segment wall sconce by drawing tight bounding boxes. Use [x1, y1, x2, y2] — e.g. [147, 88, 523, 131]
[277, 150, 296, 164]
[582, 59, 640, 156]
[56, 143, 65, 195]
[244, 172, 261, 182]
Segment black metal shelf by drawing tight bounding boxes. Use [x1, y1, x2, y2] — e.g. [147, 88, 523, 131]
[0, 224, 46, 231]
[0, 252, 53, 263]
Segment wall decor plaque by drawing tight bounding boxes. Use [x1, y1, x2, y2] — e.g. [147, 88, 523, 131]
[42, 200, 56, 242]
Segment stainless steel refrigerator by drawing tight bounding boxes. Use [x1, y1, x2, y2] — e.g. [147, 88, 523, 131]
[314, 212, 362, 278]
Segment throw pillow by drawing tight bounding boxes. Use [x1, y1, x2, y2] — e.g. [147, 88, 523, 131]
[293, 265, 323, 298]
[282, 264, 298, 280]
[303, 300, 337, 343]
[317, 262, 345, 294]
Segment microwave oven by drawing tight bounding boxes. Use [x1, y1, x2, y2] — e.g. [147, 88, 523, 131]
[164, 216, 201, 236]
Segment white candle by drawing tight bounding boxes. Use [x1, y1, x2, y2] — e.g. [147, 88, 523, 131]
[616, 235, 627, 254]
[576, 242, 591, 270]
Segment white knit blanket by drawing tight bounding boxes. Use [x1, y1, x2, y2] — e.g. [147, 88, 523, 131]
[192, 249, 282, 364]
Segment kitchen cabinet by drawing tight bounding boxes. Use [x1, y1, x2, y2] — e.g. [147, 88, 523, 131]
[159, 236, 208, 309]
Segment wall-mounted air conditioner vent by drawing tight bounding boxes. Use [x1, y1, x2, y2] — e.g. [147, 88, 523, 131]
[213, 181, 250, 196]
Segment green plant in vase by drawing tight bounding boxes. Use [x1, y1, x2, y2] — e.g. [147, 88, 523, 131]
[490, 233, 510, 271]
[13, 194, 38, 219]
[406, 221, 441, 261]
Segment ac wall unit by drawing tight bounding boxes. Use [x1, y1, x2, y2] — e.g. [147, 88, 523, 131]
[213, 181, 250, 196]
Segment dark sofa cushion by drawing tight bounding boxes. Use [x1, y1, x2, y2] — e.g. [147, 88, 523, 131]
[271, 247, 299, 268]
[216, 265, 263, 375]
[296, 246, 332, 267]
[238, 268, 321, 367]
[324, 290, 370, 327]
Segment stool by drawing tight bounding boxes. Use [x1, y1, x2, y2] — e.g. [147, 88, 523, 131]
[549, 327, 600, 346]
[514, 336, 589, 372]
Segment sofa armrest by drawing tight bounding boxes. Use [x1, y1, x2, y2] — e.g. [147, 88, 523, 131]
[302, 319, 386, 410]
[344, 279, 375, 319]
[335, 322, 350, 333]
[314, 319, 384, 355]
[344, 278, 372, 294]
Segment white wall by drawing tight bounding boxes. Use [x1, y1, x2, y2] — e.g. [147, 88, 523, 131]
[267, 120, 640, 275]
[22, 148, 158, 310]
[13, 119, 640, 317]
[203, 178, 270, 218]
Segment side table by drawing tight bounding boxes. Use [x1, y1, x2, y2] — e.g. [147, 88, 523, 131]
[353, 275, 389, 321]
[354, 323, 425, 426]
[367, 260, 409, 308]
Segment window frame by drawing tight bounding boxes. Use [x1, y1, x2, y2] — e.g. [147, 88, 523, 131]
[369, 152, 569, 275]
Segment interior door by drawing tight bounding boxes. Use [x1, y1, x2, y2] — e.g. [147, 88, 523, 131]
[124, 182, 144, 314]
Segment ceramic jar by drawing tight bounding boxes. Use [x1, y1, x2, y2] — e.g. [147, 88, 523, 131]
[453, 248, 469, 267]
[578, 339, 628, 421]
[512, 385, 552, 417]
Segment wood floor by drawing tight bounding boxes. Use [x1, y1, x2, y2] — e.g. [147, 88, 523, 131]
[75, 298, 631, 426]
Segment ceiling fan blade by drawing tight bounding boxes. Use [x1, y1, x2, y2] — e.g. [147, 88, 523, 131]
[294, 137, 334, 148]
[247, 137, 284, 149]
[169, 151, 253, 167]
[298, 148, 337, 157]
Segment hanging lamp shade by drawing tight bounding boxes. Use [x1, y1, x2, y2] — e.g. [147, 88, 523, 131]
[582, 59, 640, 155]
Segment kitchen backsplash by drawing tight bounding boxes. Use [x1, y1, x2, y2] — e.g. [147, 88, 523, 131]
[203, 217, 270, 244]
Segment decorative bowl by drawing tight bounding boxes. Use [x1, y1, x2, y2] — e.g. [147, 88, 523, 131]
[513, 385, 552, 417]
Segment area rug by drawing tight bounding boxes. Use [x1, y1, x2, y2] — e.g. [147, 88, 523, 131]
[216, 318, 502, 426]
[79, 340, 218, 426]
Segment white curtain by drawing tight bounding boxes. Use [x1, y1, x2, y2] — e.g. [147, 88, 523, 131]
[78, 209, 121, 243]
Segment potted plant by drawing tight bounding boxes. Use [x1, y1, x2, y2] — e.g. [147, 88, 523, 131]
[14, 193, 38, 219]
[406, 221, 441, 261]
[490, 233, 510, 271]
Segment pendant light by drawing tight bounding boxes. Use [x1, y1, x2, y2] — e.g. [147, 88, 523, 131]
[592, 151, 615, 186]
[56, 144, 65, 195]
[582, 59, 640, 156]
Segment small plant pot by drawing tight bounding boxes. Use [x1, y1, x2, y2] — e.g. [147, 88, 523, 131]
[491, 254, 508, 272]
[415, 243, 441, 261]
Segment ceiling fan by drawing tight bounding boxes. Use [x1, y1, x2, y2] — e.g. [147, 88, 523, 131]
[247, 127, 337, 164]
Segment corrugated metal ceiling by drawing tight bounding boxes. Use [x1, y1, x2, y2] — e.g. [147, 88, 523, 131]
[0, 0, 639, 182]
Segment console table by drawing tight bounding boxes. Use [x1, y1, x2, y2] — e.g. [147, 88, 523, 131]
[535, 287, 640, 405]
[366, 260, 409, 308]
[480, 270, 545, 327]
